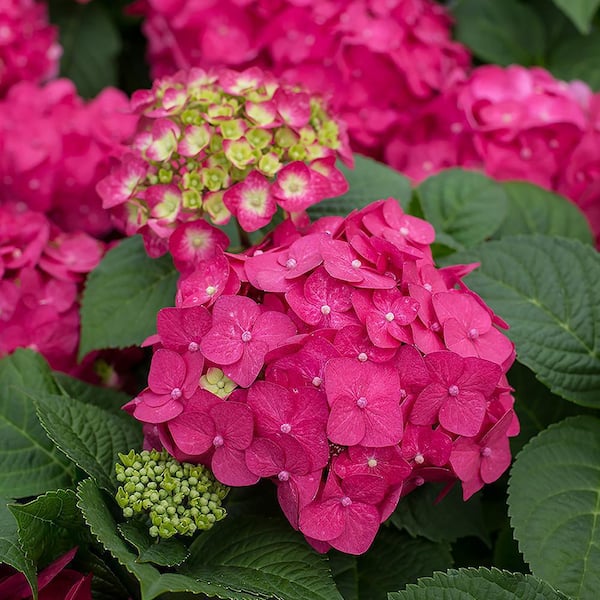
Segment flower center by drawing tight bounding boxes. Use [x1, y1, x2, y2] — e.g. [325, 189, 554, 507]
[356, 396, 368, 409]
[188, 341, 199, 352]
[430, 322, 441, 332]
[312, 376, 322, 387]
[367, 458, 378, 468]
[285, 258, 297, 269]
[357, 352, 368, 362]
[213, 435, 224, 448]
[241, 330, 252, 342]
[480, 446, 492, 458]
[414, 453, 425, 465]
[206, 285, 217, 296]
[414, 476, 425, 487]
[351, 259, 362, 268]
[280, 423, 292, 434]
[320, 304, 331, 315]
[448, 385, 459, 397]
[170, 387, 182, 400]
[468, 328, 479, 339]
[341, 496, 352, 507]
[399, 227, 409, 236]
[385, 312, 395, 322]
[278, 470, 290, 482]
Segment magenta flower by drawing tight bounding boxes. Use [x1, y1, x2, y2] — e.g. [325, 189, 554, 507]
[286, 268, 358, 328]
[410, 351, 502, 437]
[245, 436, 311, 480]
[127, 349, 198, 423]
[333, 325, 397, 364]
[433, 291, 514, 366]
[333, 445, 412, 486]
[324, 358, 403, 447]
[352, 288, 420, 348]
[201, 295, 296, 387]
[450, 409, 515, 500]
[401, 424, 453, 467]
[168, 220, 230, 273]
[247, 380, 329, 470]
[299, 473, 385, 555]
[272, 162, 317, 212]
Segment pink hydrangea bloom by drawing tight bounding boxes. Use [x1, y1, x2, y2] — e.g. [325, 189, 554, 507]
[129, 201, 518, 554]
[0, 0, 61, 97]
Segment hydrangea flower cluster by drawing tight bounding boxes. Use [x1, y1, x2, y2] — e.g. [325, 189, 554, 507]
[97, 66, 352, 260]
[129, 0, 469, 161]
[0, 0, 61, 97]
[385, 66, 600, 244]
[126, 199, 519, 555]
[0, 78, 137, 237]
[115, 449, 229, 539]
[0, 203, 104, 372]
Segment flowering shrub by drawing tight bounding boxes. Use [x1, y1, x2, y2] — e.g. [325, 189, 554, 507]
[0, 0, 61, 97]
[98, 66, 352, 260]
[125, 199, 518, 554]
[1, 1, 600, 599]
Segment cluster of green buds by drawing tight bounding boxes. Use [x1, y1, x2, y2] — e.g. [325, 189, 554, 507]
[98, 66, 353, 250]
[115, 449, 229, 539]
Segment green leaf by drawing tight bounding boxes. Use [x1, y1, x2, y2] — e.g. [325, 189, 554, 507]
[9, 489, 84, 565]
[332, 529, 452, 600]
[452, 0, 546, 66]
[446, 236, 600, 407]
[509, 416, 600, 598]
[35, 394, 142, 492]
[507, 362, 592, 454]
[493, 181, 593, 244]
[50, 0, 121, 98]
[551, 0, 600, 33]
[182, 517, 343, 600]
[118, 521, 189, 567]
[0, 500, 37, 597]
[0, 350, 73, 498]
[415, 169, 508, 250]
[53, 372, 130, 414]
[388, 567, 568, 599]
[548, 32, 600, 91]
[79, 235, 178, 358]
[77, 478, 277, 600]
[391, 483, 489, 545]
[308, 155, 412, 219]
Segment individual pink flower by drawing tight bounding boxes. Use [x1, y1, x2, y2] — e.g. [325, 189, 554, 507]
[299, 473, 385, 555]
[401, 424, 453, 467]
[168, 220, 230, 273]
[450, 409, 515, 500]
[200, 295, 296, 387]
[324, 357, 404, 447]
[333, 445, 412, 486]
[410, 351, 502, 437]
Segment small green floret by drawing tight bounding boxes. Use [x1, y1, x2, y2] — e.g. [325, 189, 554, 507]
[115, 449, 229, 539]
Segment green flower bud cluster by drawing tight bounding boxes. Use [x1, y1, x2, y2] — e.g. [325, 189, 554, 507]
[115, 449, 229, 539]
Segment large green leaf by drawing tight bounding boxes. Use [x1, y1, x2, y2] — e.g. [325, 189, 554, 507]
[494, 181, 593, 244]
[308, 155, 412, 219]
[330, 529, 452, 600]
[50, 0, 121, 98]
[415, 169, 508, 250]
[507, 362, 592, 454]
[447, 236, 600, 407]
[182, 517, 343, 600]
[0, 350, 73, 498]
[53, 372, 130, 414]
[509, 416, 600, 599]
[79, 235, 178, 358]
[388, 567, 568, 599]
[0, 500, 37, 597]
[9, 489, 84, 566]
[452, 0, 546, 66]
[391, 484, 489, 545]
[551, 0, 600, 33]
[118, 521, 189, 567]
[548, 32, 600, 91]
[35, 394, 142, 492]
